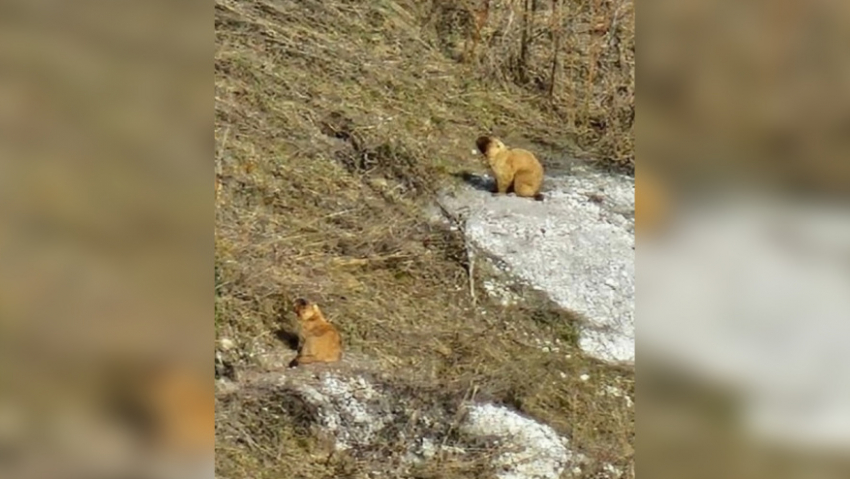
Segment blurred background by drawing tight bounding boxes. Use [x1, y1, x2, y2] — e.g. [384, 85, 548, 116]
[0, 1, 211, 478]
[640, 0, 850, 478]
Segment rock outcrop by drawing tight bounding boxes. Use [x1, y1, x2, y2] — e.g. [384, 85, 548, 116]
[437, 164, 635, 365]
[216, 367, 578, 479]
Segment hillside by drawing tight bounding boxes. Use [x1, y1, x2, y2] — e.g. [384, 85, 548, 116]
[214, 0, 634, 477]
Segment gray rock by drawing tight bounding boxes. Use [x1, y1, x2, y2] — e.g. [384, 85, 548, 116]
[641, 197, 850, 450]
[217, 369, 577, 479]
[438, 165, 635, 364]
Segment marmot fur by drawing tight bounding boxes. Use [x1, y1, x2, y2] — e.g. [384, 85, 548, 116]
[289, 298, 343, 367]
[636, 169, 670, 237]
[476, 135, 544, 201]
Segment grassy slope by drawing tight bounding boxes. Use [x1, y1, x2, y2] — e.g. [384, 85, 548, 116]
[215, 0, 634, 477]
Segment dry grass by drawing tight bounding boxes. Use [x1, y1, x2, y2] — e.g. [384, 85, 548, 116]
[215, 0, 634, 477]
[427, 0, 635, 169]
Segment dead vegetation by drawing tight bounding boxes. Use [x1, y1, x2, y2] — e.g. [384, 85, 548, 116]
[216, 368, 500, 478]
[215, 0, 634, 477]
[427, 0, 635, 169]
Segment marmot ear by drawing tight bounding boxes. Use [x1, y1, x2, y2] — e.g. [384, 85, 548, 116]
[475, 136, 491, 155]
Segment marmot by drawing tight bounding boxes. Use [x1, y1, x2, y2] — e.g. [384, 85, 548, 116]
[145, 365, 214, 456]
[476, 135, 545, 201]
[109, 361, 214, 457]
[636, 168, 669, 237]
[289, 298, 343, 367]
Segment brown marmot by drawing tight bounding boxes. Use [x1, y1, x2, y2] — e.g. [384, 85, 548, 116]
[109, 361, 214, 458]
[635, 168, 670, 237]
[476, 135, 545, 201]
[288, 298, 343, 367]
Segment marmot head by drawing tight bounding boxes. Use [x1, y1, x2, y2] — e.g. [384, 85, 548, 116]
[475, 135, 507, 159]
[294, 298, 321, 322]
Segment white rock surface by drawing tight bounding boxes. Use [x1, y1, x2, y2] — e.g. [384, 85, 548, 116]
[289, 373, 573, 478]
[296, 375, 389, 451]
[462, 403, 572, 479]
[439, 166, 635, 364]
[641, 196, 850, 452]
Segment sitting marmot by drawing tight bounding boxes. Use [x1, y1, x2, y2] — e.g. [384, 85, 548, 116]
[476, 135, 545, 201]
[288, 298, 343, 367]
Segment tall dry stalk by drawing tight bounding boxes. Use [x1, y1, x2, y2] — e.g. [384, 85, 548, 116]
[518, 0, 532, 83]
[585, 0, 601, 119]
[548, 0, 563, 98]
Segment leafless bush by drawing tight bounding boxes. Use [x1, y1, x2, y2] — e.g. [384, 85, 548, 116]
[425, 0, 635, 170]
